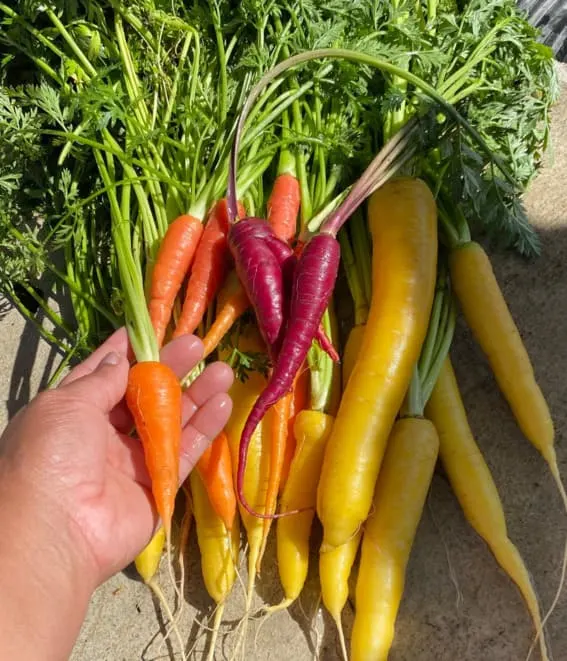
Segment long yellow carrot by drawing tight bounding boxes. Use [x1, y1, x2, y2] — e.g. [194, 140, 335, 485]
[350, 417, 439, 661]
[319, 532, 362, 660]
[270, 410, 334, 612]
[221, 327, 272, 656]
[342, 324, 366, 389]
[450, 240, 555, 467]
[426, 358, 550, 661]
[190, 470, 239, 661]
[317, 177, 438, 548]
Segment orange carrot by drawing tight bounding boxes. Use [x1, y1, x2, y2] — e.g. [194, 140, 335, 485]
[280, 364, 310, 493]
[266, 172, 301, 243]
[202, 273, 250, 358]
[149, 214, 203, 347]
[195, 431, 237, 531]
[126, 361, 182, 540]
[173, 199, 245, 338]
[258, 389, 293, 562]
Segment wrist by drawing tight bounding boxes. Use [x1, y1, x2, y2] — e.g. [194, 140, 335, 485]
[0, 477, 98, 661]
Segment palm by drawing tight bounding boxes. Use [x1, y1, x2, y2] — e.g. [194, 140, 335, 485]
[35, 330, 233, 582]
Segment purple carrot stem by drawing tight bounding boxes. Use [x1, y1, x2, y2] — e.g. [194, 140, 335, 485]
[321, 118, 418, 237]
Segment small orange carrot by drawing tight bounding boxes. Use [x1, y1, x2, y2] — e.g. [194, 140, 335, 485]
[202, 272, 250, 358]
[280, 364, 310, 493]
[266, 172, 301, 243]
[126, 361, 182, 541]
[149, 214, 203, 347]
[173, 199, 245, 338]
[196, 431, 237, 531]
[258, 389, 293, 563]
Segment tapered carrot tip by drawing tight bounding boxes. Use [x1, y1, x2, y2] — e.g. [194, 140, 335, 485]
[126, 361, 182, 537]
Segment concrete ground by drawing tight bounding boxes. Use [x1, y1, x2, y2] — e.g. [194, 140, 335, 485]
[2, 65, 567, 661]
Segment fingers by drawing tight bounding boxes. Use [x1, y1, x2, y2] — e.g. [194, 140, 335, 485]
[181, 361, 234, 425]
[179, 392, 233, 480]
[109, 335, 214, 434]
[110, 391, 233, 488]
[60, 331, 203, 391]
[60, 352, 130, 414]
[59, 328, 129, 387]
[160, 335, 204, 380]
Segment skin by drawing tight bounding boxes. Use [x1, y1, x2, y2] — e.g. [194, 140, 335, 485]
[0, 328, 233, 661]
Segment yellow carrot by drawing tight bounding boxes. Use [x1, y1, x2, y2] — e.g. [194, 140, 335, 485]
[319, 531, 362, 660]
[190, 470, 239, 661]
[342, 324, 366, 389]
[135, 528, 166, 585]
[134, 526, 186, 656]
[317, 177, 438, 548]
[426, 358, 550, 661]
[269, 410, 334, 612]
[350, 418, 439, 661]
[221, 327, 272, 656]
[450, 241, 555, 467]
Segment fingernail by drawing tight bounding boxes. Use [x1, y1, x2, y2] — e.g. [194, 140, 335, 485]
[100, 351, 120, 367]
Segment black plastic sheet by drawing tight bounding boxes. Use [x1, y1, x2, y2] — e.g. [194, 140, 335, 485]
[519, 0, 567, 62]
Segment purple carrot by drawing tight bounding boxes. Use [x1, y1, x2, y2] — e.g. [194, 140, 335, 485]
[224, 50, 417, 518]
[253, 232, 339, 361]
[236, 233, 341, 517]
[228, 218, 288, 358]
[314, 327, 340, 362]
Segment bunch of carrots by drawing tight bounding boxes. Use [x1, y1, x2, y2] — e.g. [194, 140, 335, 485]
[117, 50, 566, 661]
[2, 2, 564, 660]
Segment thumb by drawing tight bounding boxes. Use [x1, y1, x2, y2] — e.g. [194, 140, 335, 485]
[61, 351, 129, 413]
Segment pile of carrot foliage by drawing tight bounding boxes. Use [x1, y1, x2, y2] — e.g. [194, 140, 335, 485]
[0, 0, 563, 659]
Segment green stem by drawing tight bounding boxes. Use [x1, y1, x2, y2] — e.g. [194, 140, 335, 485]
[211, 2, 228, 126]
[308, 308, 334, 412]
[438, 198, 472, 248]
[421, 297, 456, 405]
[383, 2, 410, 142]
[47, 339, 83, 388]
[228, 47, 519, 211]
[277, 110, 296, 176]
[45, 8, 96, 79]
[7, 228, 118, 327]
[403, 365, 423, 417]
[418, 286, 444, 379]
[7, 288, 72, 355]
[94, 151, 158, 362]
[438, 19, 511, 99]
[114, 15, 150, 127]
[0, 4, 70, 67]
[427, 0, 438, 23]
[19, 282, 75, 340]
[162, 31, 193, 136]
[350, 211, 372, 306]
[338, 229, 368, 326]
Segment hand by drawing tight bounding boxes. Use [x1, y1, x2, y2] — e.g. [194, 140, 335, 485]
[0, 329, 233, 661]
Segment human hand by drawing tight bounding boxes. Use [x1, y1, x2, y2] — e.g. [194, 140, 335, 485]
[0, 329, 233, 661]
